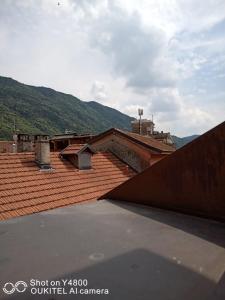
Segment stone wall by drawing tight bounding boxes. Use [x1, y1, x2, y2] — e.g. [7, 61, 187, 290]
[91, 133, 153, 172]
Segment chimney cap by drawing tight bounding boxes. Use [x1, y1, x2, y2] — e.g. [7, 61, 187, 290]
[34, 134, 49, 141]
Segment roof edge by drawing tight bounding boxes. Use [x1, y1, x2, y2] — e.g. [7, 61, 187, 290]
[89, 128, 173, 153]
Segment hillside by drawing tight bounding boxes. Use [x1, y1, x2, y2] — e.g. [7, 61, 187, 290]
[172, 135, 199, 149]
[0, 76, 133, 140]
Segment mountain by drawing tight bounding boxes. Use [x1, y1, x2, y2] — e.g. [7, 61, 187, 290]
[0, 76, 134, 140]
[172, 135, 199, 149]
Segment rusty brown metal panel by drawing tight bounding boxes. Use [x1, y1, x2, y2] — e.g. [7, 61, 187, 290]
[101, 121, 225, 222]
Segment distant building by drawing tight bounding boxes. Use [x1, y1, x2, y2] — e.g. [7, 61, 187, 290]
[151, 131, 174, 146]
[89, 128, 175, 172]
[131, 115, 175, 147]
[131, 119, 154, 135]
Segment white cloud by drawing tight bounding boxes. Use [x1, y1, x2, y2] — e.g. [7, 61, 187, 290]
[91, 81, 107, 102]
[80, 2, 178, 91]
[0, 0, 224, 136]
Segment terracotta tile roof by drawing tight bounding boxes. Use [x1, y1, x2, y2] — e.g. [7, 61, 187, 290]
[89, 128, 175, 153]
[0, 152, 136, 220]
[61, 144, 85, 154]
[119, 130, 175, 152]
[61, 143, 94, 155]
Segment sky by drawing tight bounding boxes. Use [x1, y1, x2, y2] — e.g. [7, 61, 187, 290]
[0, 0, 225, 136]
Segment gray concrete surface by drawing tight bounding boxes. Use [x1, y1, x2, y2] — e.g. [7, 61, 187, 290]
[0, 200, 225, 300]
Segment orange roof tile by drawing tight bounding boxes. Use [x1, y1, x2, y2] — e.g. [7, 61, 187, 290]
[61, 144, 85, 154]
[89, 128, 175, 153]
[0, 152, 136, 220]
[61, 143, 94, 155]
[119, 130, 175, 152]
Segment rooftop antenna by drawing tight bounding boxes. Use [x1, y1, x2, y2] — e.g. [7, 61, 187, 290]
[138, 108, 143, 135]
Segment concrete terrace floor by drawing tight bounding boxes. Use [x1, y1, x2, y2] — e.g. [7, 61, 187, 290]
[0, 200, 225, 300]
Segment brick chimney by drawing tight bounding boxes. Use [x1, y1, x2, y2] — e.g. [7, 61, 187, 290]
[34, 135, 51, 169]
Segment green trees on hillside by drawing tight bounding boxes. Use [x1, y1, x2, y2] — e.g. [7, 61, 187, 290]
[0, 76, 133, 140]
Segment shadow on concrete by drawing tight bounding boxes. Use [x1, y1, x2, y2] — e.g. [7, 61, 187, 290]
[2, 249, 222, 300]
[106, 200, 225, 249]
[205, 271, 225, 300]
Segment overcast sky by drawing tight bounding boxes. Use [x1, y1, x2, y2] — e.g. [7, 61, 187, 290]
[0, 0, 225, 136]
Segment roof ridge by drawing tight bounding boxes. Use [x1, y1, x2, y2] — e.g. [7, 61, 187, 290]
[89, 127, 175, 152]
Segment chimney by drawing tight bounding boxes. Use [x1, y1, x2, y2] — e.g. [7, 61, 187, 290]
[34, 135, 51, 169]
[16, 134, 34, 152]
[12, 134, 18, 153]
[17, 134, 24, 152]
